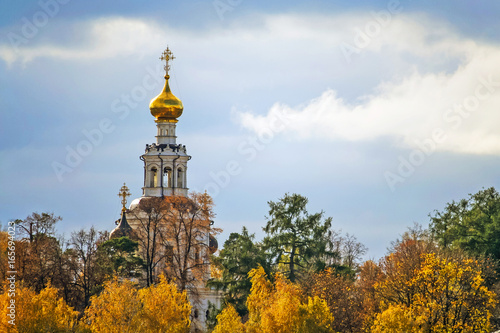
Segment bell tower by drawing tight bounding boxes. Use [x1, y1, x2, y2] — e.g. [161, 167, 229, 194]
[141, 47, 190, 197]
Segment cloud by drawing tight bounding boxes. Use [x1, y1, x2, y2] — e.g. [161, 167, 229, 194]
[0, 17, 167, 65]
[235, 17, 500, 155]
[3, 12, 500, 156]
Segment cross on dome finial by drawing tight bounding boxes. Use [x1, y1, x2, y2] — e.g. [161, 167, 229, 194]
[118, 183, 131, 212]
[160, 46, 176, 77]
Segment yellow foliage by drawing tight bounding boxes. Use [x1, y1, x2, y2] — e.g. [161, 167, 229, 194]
[297, 296, 335, 333]
[139, 275, 191, 333]
[373, 253, 498, 333]
[246, 265, 273, 331]
[83, 278, 142, 333]
[84, 276, 191, 333]
[0, 282, 78, 333]
[371, 304, 417, 333]
[244, 266, 334, 333]
[212, 304, 245, 333]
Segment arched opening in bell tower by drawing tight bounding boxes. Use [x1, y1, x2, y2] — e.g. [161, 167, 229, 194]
[163, 167, 172, 187]
[177, 168, 183, 188]
[150, 167, 158, 187]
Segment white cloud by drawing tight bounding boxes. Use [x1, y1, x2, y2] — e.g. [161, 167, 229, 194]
[3, 12, 500, 155]
[0, 17, 167, 65]
[234, 17, 500, 155]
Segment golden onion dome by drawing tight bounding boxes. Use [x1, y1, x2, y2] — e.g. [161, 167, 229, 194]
[149, 75, 183, 123]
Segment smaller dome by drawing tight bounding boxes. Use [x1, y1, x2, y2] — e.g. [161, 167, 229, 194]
[110, 210, 137, 240]
[149, 76, 183, 123]
[208, 235, 218, 254]
[129, 196, 153, 211]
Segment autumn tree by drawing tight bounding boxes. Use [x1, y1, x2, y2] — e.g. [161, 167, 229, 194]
[212, 304, 244, 333]
[68, 227, 109, 310]
[84, 276, 191, 333]
[0, 283, 78, 332]
[160, 192, 220, 293]
[373, 253, 498, 332]
[14, 212, 60, 243]
[0, 231, 8, 292]
[14, 212, 64, 293]
[376, 226, 437, 308]
[357, 260, 384, 332]
[371, 226, 498, 332]
[138, 275, 192, 332]
[304, 268, 364, 333]
[213, 266, 334, 333]
[209, 227, 269, 317]
[83, 278, 142, 333]
[129, 196, 170, 286]
[331, 231, 368, 271]
[263, 193, 334, 282]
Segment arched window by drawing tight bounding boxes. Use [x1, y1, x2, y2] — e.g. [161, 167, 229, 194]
[163, 167, 172, 187]
[177, 168, 183, 188]
[150, 167, 157, 187]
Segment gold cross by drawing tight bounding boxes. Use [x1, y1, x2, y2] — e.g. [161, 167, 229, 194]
[160, 46, 175, 76]
[118, 183, 131, 212]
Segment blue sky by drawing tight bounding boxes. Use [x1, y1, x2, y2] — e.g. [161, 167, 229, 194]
[1, 0, 500, 260]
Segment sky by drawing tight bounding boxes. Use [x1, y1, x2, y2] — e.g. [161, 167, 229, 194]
[1, 0, 500, 260]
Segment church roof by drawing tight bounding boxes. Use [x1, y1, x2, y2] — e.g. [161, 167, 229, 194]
[109, 210, 137, 240]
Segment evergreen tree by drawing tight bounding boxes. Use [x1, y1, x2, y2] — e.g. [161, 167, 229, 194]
[209, 227, 269, 316]
[263, 193, 334, 282]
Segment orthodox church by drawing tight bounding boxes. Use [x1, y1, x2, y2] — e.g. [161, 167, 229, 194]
[110, 47, 221, 331]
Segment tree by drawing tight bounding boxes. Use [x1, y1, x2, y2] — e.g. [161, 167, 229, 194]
[160, 192, 220, 293]
[0, 231, 8, 293]
[138, 275, 192, 332]
[83, 278, 142, 333]
[327, 230, 368, 275]
[14, 212, 61, 243]
[376, 226, 437, 308]
[212, 304, 244, 333]
[430, 187, 500, 260]
[14, 212, 63, 293]
[304, 268, 364, 333]
[69, 227, 109, 310]
[372, 226, 498, 332]
[373, 253, 497, 332]
[84, 276, 191, 333]
[209, 227, 269, 316]
[263, 193, 333, 282]
[235, 266, 334, 333]
[98, 236, 144, 279]
[357, 260, 384, 332]
[0, 283, 78, 332]
[129, 196, 170, 286]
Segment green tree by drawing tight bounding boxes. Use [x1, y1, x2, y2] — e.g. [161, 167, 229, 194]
[430, 187, 500, 260]
[98, 236, 144, 279]
[209, 227, 269, 317]
[263, 193, 334, 282]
